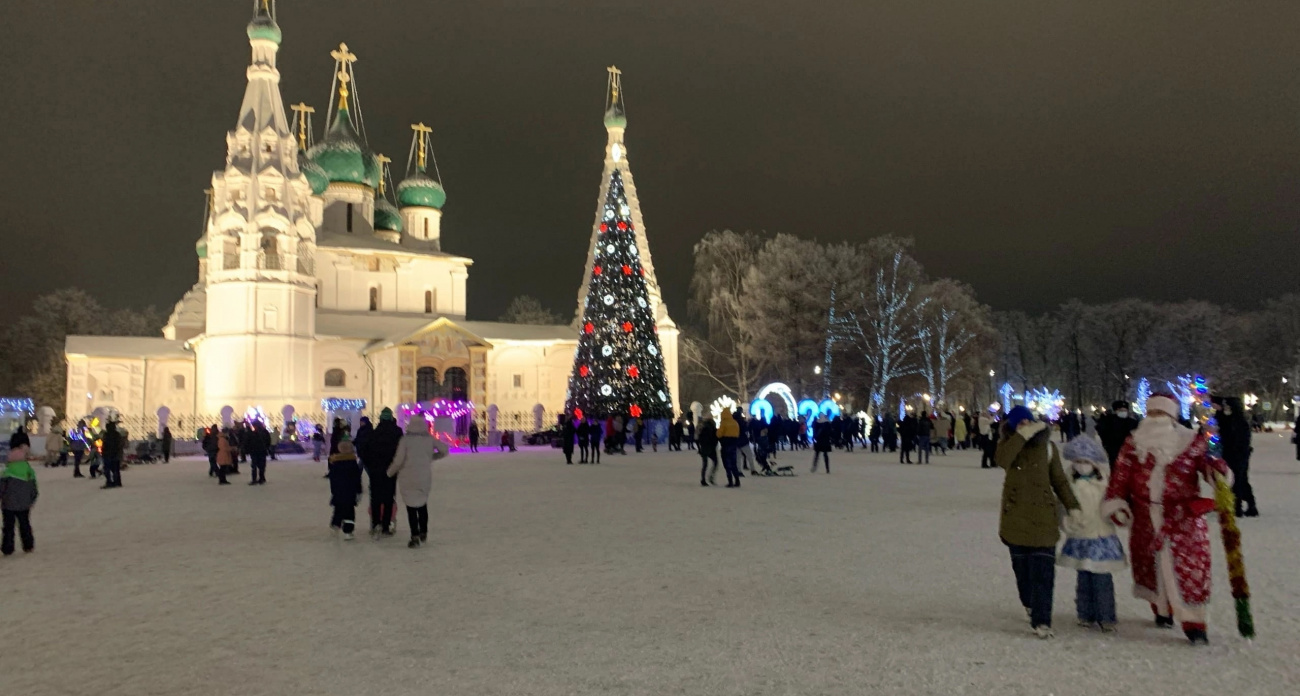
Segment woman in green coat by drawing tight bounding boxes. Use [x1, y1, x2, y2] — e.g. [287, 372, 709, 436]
[996, 406, 1081, 638]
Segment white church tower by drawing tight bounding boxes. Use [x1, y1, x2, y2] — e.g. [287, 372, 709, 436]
[195, 0, 320, 414]
[574, 67, 681, 412]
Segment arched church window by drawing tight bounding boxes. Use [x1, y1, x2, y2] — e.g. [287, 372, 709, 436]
[444, 367, 468, 401]
[369, 287, 380, 312]
[424, 290, 434, 314]
[417, 367, 441, 402]
[260, 234, 280, 270]
[324, 369, 347, 388]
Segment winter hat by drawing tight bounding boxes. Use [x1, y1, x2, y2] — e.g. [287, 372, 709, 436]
[1111, 400, 1130, 411]
[1062, 435, 1107, 466]
[1005, 405, 1035, 430]
[380, 407, 395, 421]
[1146, 393, 1180, 419]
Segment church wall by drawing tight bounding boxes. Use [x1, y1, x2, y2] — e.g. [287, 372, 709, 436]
[316, 339, 372, 408]
[484, 341, 577, 413]
[64, 356, 196, 421]
[315, 250, 468, 316]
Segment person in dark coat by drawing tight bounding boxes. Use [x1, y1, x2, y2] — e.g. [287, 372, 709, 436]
[697, 417, 719, 486]
[99, 421, 124, 489]
[684, 415, 696, 450]
[576, 417, 591, 463]
[203, 425, 221, 477]
[328, 440, 364, 539]
[328, 418, 346, 456]
[1, 436, 38, 555]
[587, 417, 603, 463]
[898, 413, 917, 464]
[917, 411, 935, 464]
[1093, 401, 1139, 466]
[734, 410, 752, 473]
[882, 413, 898, 452]
[353, 417, 374, 463]
[365, 409, 404, 535]
[1215, 397, 1258, 517]
[869, 417, 882, 452]
[811, 415, 832, 473]
[160, 427, 173, 463]
[561, 414, 576, 464]
[245, 421, 271, 485]
[468, 421, 480, 453]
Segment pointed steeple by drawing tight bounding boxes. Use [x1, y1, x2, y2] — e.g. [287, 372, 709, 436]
[306, 43, 379, 189]
[238, 0, 288, 134]
[575, 67, 671, 329]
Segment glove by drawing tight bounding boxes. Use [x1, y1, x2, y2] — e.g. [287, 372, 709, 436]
[1109, 508, 1131, 527]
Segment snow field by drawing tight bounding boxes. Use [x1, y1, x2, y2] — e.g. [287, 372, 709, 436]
[3, 436, 1298, 695]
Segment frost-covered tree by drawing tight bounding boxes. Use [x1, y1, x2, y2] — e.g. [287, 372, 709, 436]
[839, 237, 928, 410]
[499, 295, 562, 325]
[917, 279, 988, 407]
[685, 230, 767, 401]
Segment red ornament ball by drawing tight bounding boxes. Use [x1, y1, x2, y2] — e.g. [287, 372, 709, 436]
[622, 321, 634, 333]
[579, 365, 590, 377]
[599, 223, 608, 233]
[593, 265, 602, 276]
[617, 221, 628, 231]
[583, 322, 594, 334]
[629, 405, 643, 418]
[573, 408, 584, 420]
[622, 265, 632, 275]
[627, 365, 640, 378]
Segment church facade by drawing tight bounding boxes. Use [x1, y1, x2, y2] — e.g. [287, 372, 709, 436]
[64, 4, 679, 428]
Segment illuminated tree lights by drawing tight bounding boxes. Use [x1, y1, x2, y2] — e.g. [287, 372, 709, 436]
[567, 170, 672, 418]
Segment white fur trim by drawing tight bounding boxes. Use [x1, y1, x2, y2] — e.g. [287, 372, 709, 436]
[1131, 417, 1195, 466]
[1100, 498, 1131, 526]
[1146, 396, 1179, 419]
[1017, 421, 1047, 439]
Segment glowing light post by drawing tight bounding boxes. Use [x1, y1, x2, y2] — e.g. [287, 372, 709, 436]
[1133, 378, 1151, 417]
[999, 383, 1014, 415]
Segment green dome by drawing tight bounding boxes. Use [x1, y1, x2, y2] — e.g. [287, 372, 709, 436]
[397, 170, 446, 209]
[374, 198, 403, 232]
[246, 15, 282, 45]
[298, 152, 329, 195]
[306, 109, 379, 189]
[196, 240, 207, 260]
[604, 109, 627, 129]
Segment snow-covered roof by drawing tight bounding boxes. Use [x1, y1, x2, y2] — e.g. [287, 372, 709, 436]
[315, 311, 434, 340]
[459, 321, 575, 342]
[65, 336, 192, 360]
[316, 232, 472, 263]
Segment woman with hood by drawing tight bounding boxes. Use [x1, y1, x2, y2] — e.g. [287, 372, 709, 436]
[328, 441, 364, 540]
[811, 414, 832, 473]
[387, 418, 449, 548]
[696, 416, 719, 486]
[214, 428, 234, 485]
[996, 405, 1082, 638]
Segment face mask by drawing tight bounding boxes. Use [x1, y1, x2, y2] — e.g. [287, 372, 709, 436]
[1116, 410, 1129, 419]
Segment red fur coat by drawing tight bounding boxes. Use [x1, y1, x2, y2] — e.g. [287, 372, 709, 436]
[1102, 433, 1229, 607]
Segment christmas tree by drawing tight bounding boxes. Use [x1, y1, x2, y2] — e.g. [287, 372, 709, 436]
[567, 169, 672, 419]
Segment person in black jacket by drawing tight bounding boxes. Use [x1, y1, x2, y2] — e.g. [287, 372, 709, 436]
[364, 410, 404, 536]
[161, 427, 173, 463]
[899, 413, 917, 464]
[100, 421, 124, 489]
[734, 410, 751, 473]
[882, 414, 898, 452]
[245, 421, 271, 485]
[1215, 397, 1258, 517]
[1093, 401, 1139, 466]
[468, 421, 480, 453]
[811, 415, 832, 473]
[576, 417, 590, 463]
[328, 441, 364, 540]
[203, 425, 221, 477]
[587, 417, 603, 463]
[560, 414, 576, 464]
[697, 417, 719, 486]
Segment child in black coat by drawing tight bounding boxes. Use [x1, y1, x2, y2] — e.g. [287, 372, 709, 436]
[328, 441, 363, 539]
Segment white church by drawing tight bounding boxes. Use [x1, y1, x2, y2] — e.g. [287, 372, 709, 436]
[64, 3, 679, 429]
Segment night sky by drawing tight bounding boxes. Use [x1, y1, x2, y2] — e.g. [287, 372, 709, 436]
[3, 1, 1297, 326]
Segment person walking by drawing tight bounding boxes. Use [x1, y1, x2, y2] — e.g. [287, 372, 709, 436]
[1215, 397, 1257, 517]
[577, 417, 591, 463]
[1094, 401, 1139, 467]
[388, 417, 448, 548]
[1, 436, 38, 555]
[561, 414, 576, 465]
[468, 420, 480, 453]
[100, 421, 124, 489]
[311, 426, 324, 462]
[246, 421, 271, 485]
[735, 410, 752, 472]
[160, 427, 173, 463]
[981, 417, 1000, 469]
[996, 406, 1082, 639]
[918, 411, 935, 463]
[203, 426, 220, 478]
[869, 417, 881, 452]
[1056, 436, 1126, 632]
[44, 428, 63, 468]
[364, 408, 404, 537]
[70, 421, 88, 478]
[811, 414, 832, 473]
[214, 428, 234, 485]
[697, 416, 719, 486]
[717, 409, 741, 488]
[587, 417, 603, 463]
[327, 440, 363, 540]
[899, 412, 917, 464]
[267, 425, 279, 461]
[684, 415, 696, 451]
[882, 413, 898, 452]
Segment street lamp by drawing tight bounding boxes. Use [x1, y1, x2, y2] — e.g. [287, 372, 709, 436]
[813, 365, 822, 375]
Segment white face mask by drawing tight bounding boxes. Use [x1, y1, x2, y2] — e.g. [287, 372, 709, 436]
[1116, 409, 1129, 419]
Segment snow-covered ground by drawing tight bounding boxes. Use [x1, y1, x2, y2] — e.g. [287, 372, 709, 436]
[5, 435, 1298, 696]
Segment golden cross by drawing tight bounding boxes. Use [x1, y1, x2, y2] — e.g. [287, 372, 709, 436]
[290, 103, 315, 151]
[411, 122, 432, 170]
[376, 154, 391, 194]
[330, 44, 358, 111]
[607, 65, 621, 101]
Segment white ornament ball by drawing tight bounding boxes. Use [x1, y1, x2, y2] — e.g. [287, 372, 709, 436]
[600, 384, 613, 396]
[603, 294, 614, 306]
[602, 345, 613, 357]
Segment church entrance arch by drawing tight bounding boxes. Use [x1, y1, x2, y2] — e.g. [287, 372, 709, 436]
[444, 367, 468, 401]
[416, 367, 441, 402]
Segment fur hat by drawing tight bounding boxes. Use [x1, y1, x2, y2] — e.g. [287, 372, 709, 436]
[380, 407, 395, 421]
[1062, 435, 1107, 465]
[1146, 393, 1180, 419]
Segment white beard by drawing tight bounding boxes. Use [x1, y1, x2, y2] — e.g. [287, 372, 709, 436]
[1131, 415, 1195, 466]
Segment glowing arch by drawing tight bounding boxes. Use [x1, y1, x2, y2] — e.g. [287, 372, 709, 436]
[750, 382, 798, 424]
[710, 396, 739, 423]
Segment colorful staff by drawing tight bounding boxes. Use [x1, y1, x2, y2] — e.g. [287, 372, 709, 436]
[1213, 472, 1254, 639]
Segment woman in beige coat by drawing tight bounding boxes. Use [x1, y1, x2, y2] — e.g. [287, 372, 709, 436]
[387, 418, 449, 548]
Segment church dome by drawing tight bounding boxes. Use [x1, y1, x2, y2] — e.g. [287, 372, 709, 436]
[307, 110, 379, 189]
[196, 239, 207, 259]
[374, 198, 403, 232]
[397, 170, 446, 209]
[603, 110, 627, 129]
[298, 151, 329, 195]
[246, 14, 282, 45]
